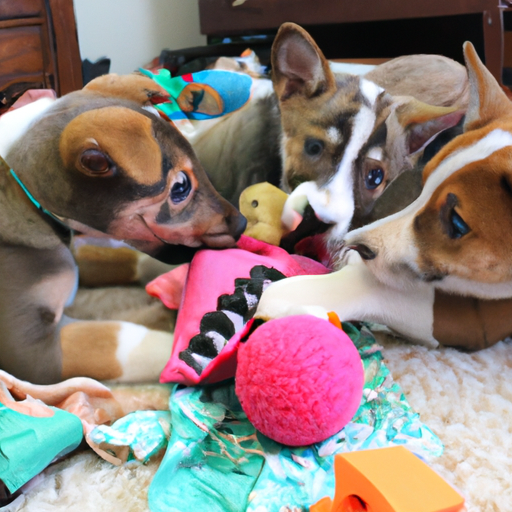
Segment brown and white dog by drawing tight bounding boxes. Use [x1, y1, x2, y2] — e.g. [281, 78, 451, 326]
[256, 42, 512, 352]
[183, 24, 469, 219]
[273, 23, 468, 239]
[0, 74, 246, 384]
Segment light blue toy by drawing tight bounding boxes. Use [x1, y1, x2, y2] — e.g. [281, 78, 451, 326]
[139, 68, 252, 121]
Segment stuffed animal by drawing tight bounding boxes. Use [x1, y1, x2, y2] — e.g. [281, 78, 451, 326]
[146, 235, 331, 386]
[239, 182, 291, 246]
[146, 235, 365, 447]
[238, 182, 331, 262]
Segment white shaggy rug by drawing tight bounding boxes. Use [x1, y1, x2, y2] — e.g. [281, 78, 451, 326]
[4, 287, 512, 512]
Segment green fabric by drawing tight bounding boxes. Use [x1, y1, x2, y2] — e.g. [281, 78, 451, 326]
[0, 405, 83, 493]
[149, 384, 265, 512]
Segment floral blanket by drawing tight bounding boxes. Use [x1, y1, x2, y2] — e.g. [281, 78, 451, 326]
[92, 323, 442, 512]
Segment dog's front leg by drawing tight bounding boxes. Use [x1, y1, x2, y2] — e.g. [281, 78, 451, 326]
[1, 308, 173, 385]
[256, 253, 438, 347]
[0, 244, 173, 384]
[59, 318, 173, 383]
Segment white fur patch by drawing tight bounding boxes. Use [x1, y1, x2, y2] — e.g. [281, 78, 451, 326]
[309, 104, 377, 236]
[367, 147, 383, 161]
[112, 326, 173, 382]
[142, 105, 161, 118]
[422, 129, 512, 203]
[281, 181, 314, 227]
[116, 322, 149, 370]
[360, 78, 383, 106]
[437, 276, 512, 300]
[326, 126, 341, 145]
[0, 98, 55, 159]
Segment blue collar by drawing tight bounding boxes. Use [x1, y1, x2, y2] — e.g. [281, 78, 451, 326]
[10, 168, 72, 232]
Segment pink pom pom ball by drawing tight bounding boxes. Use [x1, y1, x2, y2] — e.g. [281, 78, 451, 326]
[235, 315, 364, 446]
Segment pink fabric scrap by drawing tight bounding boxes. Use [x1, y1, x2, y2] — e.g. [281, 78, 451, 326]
[146, 235, 330, 385]
[7, 89, 56, 112]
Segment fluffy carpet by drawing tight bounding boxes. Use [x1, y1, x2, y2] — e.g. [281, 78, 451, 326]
[4, 287, 512, 512]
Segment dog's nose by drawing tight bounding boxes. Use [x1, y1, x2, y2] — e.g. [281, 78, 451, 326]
[228, 211, 247, 240]
[348, 243, 377, 260]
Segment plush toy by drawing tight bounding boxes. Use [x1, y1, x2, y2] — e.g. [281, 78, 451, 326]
[239, 182, 291, 246]
[236, 315, 364, 446]
[139, 67, 252, 122]
[237, 182, 331, 263]
[143, 237, 444, 512]
[146, 235, 365, 446]
[146, 235, 330, 386]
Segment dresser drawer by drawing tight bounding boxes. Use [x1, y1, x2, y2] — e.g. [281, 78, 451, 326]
[0, 0, 82, 110]
[0, 0, 44, 22]
[0, 26, 47, 84]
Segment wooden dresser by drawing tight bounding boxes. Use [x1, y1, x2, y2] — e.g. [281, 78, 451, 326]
[0, 0, 82, 113]
[199, 0, 506, 85]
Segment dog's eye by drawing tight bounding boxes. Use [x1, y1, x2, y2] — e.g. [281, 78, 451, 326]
[449, 209, 471, 239]
[304, 138, 324, 157]
[80, 149, 111, 175]
[170, 171, 192, 204]
[441, 193, 471, 239]
[365, 167, 384, 189]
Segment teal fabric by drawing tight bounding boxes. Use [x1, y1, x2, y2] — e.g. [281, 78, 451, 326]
[148, 324, 443, 512]
[89, 410, 172, 463]
[148, 384, 264, 512]
[0, 405, 83, 493]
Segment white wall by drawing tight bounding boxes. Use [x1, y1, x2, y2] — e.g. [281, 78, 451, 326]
[74, 0, 207, 75]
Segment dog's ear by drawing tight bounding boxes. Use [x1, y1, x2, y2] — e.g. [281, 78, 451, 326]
[394, 97, 465, 154]
[271, 22, 335, 100]
[83, 73, 169, 106]
[463, 41, 512, 131]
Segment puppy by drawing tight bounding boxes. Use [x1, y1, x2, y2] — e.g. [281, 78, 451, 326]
[139, 24, 466, 220]
[273, 23, 468, 239]
[256, 42, 512, 351]
[0, 74, 246, 384]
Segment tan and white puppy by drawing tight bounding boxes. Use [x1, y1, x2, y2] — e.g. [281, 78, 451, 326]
[257, 42, 512, 351]
[183, 23, 468, 216]
[275, 23, 468, 239]
[1, 74, 246, 384]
